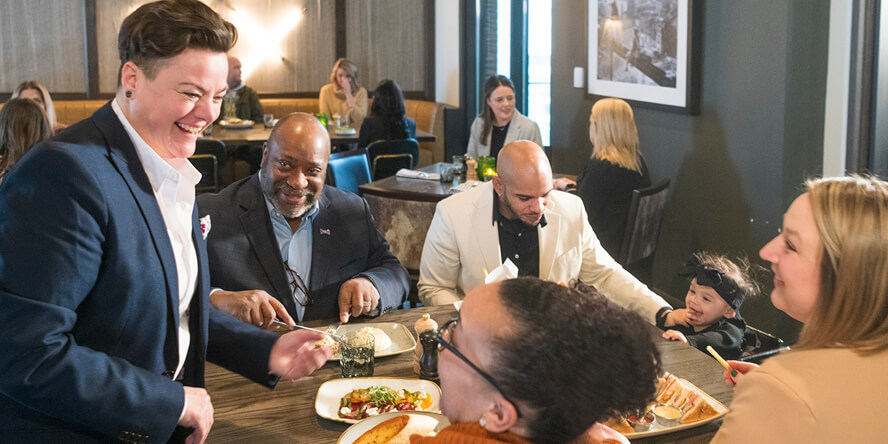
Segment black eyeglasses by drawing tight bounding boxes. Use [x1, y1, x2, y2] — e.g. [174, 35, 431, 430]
[436, 318, 521, 418]
[284, 261, 314, 306]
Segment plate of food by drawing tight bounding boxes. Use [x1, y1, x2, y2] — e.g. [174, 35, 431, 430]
[327, 323, 416, 360]
[316, 377, 442, 424]
[338, 411, 449, 444]
[335, 126, 357, 135]
[603, 372, 728, 439]
[218, 118, 254, 129]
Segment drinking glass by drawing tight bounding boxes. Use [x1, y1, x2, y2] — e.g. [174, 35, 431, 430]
[222, 98, 236, 120]
[339, 332, 375, 378]
[263, 113, 275, 128]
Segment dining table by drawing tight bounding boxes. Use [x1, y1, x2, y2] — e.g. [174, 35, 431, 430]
[203, 123, 436, 148]
[204, 304, 734, 443]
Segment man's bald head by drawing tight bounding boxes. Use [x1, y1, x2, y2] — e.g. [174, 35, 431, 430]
[227, 56, 242, 89]
[492, 141, 553, 226]
[267, 112, 331, 155]
[496, 141, 553, 187]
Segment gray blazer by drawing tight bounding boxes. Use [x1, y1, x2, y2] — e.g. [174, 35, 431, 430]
[466, 110, 543, 158]
[197, 175, 409, 321]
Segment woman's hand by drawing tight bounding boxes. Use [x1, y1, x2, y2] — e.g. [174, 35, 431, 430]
[724, 360, 758, 386]
[553, 177, 576, 191]
[662, 329, 688, 344]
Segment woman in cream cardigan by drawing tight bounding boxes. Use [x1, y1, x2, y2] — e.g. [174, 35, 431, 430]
[319, 57, 368, 129]
[466, 75, 541, 158]
[712, 175, 888, 443]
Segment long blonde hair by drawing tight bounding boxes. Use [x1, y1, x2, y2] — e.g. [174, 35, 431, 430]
[798, 175, 888, 353]
[590, 98, 642, 172]
[12, 80, 57, 131]
[329, 57, 359, 95]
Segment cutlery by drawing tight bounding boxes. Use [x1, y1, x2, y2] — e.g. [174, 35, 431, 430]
[272, 320, 346, 343]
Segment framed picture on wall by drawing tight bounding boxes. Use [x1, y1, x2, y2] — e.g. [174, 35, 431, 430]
[586, 0, 701, 114]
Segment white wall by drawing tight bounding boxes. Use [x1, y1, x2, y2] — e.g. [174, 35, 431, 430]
[435, 0, 460, 106]
[822, 0, 853, 176]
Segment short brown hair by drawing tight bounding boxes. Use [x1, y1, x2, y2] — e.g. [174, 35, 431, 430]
[799, 175, 888, 353]
[117, 0, 237, 81]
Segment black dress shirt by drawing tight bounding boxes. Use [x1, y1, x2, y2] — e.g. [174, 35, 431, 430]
[489, 121, 510, 158]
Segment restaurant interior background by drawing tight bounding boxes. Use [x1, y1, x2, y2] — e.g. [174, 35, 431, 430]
[1, 0, 885, 345]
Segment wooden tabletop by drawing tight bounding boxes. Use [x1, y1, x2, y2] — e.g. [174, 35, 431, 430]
[358, 162, 457, 202]
[204, 305, 733, 443]
[203, 124, 435, 146]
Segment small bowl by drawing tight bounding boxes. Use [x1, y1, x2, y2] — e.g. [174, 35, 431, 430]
[651, 403, 682, 427]
[627, 409, 656, 432]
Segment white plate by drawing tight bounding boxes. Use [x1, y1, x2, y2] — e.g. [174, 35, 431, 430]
[619, 379, 728, 439]
[453, 301, 462, 311]
[219, 119, 254, 129]
[335, 127, 357, 135]
[337, 411, 450, 444]
[316, 377, 442, 424]
[330, 322, 416, 361]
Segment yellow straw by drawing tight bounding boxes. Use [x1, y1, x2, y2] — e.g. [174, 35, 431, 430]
[706, 346, 738, 377]
[483, 268, 489, 277]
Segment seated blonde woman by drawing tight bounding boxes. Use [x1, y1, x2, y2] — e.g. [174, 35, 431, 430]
[414, 277, 661, 444]
[0, 98, 53, 181]
[555, 98, 650, 255]
[712, 175, 888, 443]
[12, 80, 67, 134]
[319, 57, 368, 129]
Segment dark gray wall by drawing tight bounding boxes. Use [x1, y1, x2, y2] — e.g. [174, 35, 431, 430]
[550, 1, 829, 342]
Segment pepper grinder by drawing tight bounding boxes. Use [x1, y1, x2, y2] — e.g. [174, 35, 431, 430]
[466, 157, 477, 181]
[418, 330, 439, 384]
[414, 314, 438, 374]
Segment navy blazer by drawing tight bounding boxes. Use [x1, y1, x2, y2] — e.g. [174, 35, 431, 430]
[197, 174, 409, 321]
[0, 103, 279, 443]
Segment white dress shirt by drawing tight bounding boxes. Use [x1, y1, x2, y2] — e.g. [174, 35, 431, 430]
[112, 99, 200, 380]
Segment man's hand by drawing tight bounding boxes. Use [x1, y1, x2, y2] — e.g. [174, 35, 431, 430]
[664, 308, 694, 328]
[662, 329, 688, 344]
[210, 289, 294, 328]
[269, 330, 334, 380]
[338, 277, 380, 323]
[179, 386, 213, 444]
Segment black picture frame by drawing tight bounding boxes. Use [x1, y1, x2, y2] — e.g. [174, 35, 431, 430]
[586, 0, 702, 114]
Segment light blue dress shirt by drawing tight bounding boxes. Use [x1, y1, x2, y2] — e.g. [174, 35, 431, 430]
[265, 197, 319, 321]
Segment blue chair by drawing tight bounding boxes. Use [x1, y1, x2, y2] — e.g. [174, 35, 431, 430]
[367, 138, 419, 180]
[327, 149, 372, 195]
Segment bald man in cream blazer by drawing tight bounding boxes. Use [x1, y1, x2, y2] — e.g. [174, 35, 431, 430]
[418, 141, 670, 324]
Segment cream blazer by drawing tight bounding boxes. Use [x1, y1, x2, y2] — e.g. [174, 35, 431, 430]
[711, 347, 888, 443]
[417, 181, 669, 323]
[466, 110, 542, 158]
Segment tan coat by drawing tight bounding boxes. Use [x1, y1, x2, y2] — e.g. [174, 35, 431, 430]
[318, 83, 368, 129]
[711, 347, 888, 443]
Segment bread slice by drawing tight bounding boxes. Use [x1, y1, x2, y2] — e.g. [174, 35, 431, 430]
[603, 416, 634, 435]
[679, 393, 720, 424]
[354, 414, 410, 444]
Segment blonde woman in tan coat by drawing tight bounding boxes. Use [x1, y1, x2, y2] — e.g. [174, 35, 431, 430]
[318, 57, 368, 129]
[711, 175, 888, 443]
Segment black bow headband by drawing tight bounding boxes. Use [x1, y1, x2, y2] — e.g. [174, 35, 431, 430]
[678, 256, 742, 311]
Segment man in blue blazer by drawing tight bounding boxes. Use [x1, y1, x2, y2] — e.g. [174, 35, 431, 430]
[0, 2, 330, 442]
[198, 113, 408, 326]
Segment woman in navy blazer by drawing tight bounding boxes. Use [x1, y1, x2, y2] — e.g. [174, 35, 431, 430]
[0, 2, 331, 443]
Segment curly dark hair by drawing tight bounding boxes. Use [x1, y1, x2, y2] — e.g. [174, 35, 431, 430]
[491, 278, 661, 443]
[369, 79, 409, 140]
[117, 0, 237, 82]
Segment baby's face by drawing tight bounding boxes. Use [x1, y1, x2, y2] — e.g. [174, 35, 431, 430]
[684, 278, 735, 328]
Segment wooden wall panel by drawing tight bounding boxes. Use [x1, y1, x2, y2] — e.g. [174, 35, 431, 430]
[96, 0, 148, 94]
[345, 0, 430, 96]
[0, 0, 87, 94]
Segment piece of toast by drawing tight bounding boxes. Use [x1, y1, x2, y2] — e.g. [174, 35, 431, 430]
[353, 414, 410, 444]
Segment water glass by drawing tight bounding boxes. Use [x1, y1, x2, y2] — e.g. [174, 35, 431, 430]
[339, 332, 375, 378]
[222, 98, 236, 120]
[263, 113, 275, 128]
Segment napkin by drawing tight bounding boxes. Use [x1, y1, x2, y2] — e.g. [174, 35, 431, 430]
[484, 259, 518, 284]
[396, 169, 441, 181]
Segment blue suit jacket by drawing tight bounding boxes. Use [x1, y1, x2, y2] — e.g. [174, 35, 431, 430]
[197, 174, 408, 321]
[0, 103, 279, 443]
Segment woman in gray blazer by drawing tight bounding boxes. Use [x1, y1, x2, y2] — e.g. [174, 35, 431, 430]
[466, 75, 542, 158]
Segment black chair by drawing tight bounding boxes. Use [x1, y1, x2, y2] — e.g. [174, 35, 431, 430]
[190, 139, 227, 193]
[366, 138, 419, 180]
[327, 148, 372, 195]
[618, 179, 670, 283]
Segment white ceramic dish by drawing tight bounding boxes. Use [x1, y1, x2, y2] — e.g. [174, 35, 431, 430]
[316, 377, 442, 424]
[337, 411, 450, 443]
[620, 379, 728, 439]
[218, 119, 254, 129]
[330, 323, 416, 360]
[335, 127, 357, 135]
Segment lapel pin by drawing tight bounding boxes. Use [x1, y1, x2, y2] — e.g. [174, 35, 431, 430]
[320, 228, 331, 235]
